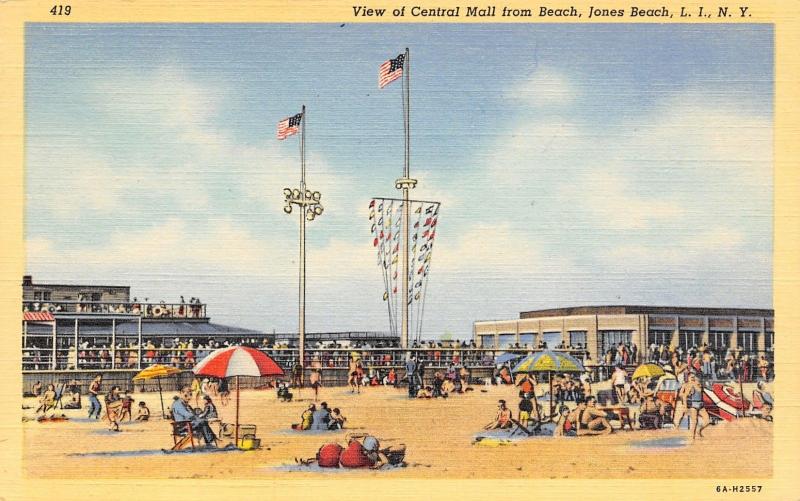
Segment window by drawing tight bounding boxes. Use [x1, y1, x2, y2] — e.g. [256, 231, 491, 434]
[33, 291, 51, 301]
[519, 333, 535, 347]
[647, 330, 672, 347]
[709, 331, 730, 351]
[737, 331, 757, 352]
[765, 331, 774, 351]
[542, 332, 562, 348]
[679, 330, 702, 351]
[568, 330, 587, 348]
[599, 330, 632, 354]
[478, 335, 495, 348]
[498, 334, 516, 348]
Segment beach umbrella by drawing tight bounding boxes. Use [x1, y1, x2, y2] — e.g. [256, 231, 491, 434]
[193, 346, 284, 445]
[632, 363, 666, 380]
[132, 364, 182, 419]
[511, 351, 585, 420]
[495, 352, 523, 366]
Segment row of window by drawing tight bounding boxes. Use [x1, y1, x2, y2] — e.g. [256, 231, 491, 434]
[482, 329, 775, 353]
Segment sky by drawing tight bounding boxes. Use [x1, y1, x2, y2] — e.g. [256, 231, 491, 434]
[24, 23, 774, 338]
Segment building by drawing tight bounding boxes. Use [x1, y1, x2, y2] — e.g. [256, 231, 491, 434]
[474, 305, 774, 362]
[21, 275, 260, 371]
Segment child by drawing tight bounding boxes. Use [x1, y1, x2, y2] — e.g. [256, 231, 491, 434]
[120, 391, 134, 421]
[135, 401, 150, 421]
[328, 408, 347, 430]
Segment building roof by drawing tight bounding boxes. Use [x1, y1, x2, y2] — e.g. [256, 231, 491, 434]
[518, 305, 774, 319]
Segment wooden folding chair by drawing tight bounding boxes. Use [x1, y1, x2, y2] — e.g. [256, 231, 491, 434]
[170, 420, 197, 451]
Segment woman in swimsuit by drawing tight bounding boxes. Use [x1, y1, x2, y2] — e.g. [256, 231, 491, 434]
[685, 374, 710, 439]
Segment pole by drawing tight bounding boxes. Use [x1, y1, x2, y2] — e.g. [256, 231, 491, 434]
[549, 371, 554, 421]
[157, 377, 165, 419]
[401, 48, 411, 350]
[235, 375, 240, 446]
[51, 321, 57, 370]
[298, 104, 306, 386]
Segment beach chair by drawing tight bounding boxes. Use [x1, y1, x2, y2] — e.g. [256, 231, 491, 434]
[170, 420, 198, 451]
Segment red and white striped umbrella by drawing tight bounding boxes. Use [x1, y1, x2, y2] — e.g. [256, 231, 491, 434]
[192, 346, 284, 447]
[193, 346, 284, 378]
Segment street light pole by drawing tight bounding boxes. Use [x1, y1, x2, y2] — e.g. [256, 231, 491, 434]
[283, 105, 324, 386]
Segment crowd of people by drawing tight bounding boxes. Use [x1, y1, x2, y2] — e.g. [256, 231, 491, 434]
[23, 296, 206, 319]
[482, 356, 775, 441]
[647, 343, 773, 381]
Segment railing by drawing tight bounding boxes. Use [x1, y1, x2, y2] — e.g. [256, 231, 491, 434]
[23, 300, 207, 319]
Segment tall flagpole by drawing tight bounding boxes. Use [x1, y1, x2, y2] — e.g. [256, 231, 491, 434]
[299, 104, 306, 383]
[396, 47, 416, 350]
[282, 105, 324, 387]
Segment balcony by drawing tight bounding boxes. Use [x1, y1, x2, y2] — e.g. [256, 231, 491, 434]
[22, 300, 207, 320]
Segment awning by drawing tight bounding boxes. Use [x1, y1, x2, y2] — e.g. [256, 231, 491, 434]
[23, 311, 55, 322]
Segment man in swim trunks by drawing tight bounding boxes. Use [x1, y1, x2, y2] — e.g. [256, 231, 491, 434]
[484, 400, 513, 430]
[579, 396, 613, 435]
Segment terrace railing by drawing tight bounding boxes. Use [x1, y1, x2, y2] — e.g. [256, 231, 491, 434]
[23, 300, 207, 319]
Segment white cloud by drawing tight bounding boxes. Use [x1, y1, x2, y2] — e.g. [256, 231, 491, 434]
[506, 67, 578, 107]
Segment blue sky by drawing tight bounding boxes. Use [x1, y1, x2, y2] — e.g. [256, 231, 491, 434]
[25, 24, 774, 337]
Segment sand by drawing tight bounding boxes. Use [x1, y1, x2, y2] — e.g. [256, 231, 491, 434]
[22, 383, 772, 479]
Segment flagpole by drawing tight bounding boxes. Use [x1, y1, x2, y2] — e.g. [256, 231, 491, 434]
[281, 105, 324, 389]
[299, 104, 306, 386]
[396, 47, 416, 351]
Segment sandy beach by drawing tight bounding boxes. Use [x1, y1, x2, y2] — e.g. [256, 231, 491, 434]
[22, 381, 772, 480]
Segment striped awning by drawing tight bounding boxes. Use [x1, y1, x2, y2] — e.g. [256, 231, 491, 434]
[23, 311, 55, 322]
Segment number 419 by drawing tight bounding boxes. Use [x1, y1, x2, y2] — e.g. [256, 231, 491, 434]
[50, 5, 71, 15]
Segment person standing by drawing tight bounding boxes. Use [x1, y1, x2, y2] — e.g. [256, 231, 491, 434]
[88, 374, 103, 419]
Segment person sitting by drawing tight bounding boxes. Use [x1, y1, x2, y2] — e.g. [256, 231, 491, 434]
[441, 378, 455, 396]
[35, 384, 57, 414]
[553, 405, 576, 437]
[277, 382, 293, 402]
[311, 402, 331, 431]
[292, 404, 315, 431]
[578, 396, 613, 435]
[638, 391, 665, 429]
[63, 384, 82, 410]
[328, 408, 347, 430]
[31, 381, 43, 398]
[484, 400, 513, 430]
[171, 386, 216, 447]
[135, 401, 151, 421]
[199, 395, 218, 420]
[753, 381, 773, 421]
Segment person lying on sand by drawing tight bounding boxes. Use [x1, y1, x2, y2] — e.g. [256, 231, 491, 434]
[296, 433, 406, 469]
[484, 400, 513, 430]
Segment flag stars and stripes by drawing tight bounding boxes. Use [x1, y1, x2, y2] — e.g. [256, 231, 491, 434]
[379, 53, 405, 88]
[277, 113, 303, 140]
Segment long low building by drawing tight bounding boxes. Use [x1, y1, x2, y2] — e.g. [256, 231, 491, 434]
[474, 305, 774, 362]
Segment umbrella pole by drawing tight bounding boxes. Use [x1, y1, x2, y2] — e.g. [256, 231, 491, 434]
[235, 375, 240, 447]
[549, 371, 554, 421]
[157, 377, 165, 419]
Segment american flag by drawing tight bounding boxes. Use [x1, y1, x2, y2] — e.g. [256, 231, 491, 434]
[277, 113, 303, 140]
[379, 53, 404, 89]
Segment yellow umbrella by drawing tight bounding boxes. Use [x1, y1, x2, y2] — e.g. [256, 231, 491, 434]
[133, 364, 182, 418]
[632, 363, 666, 380]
